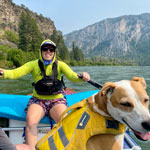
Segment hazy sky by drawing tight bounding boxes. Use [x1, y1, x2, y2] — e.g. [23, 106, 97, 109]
[12, 0, 150, 34]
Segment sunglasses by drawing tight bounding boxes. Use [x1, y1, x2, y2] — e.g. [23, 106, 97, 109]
[42, 47, 55, 52]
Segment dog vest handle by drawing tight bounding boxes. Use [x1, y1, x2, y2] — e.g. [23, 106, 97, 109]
[60, 100, 86, 122]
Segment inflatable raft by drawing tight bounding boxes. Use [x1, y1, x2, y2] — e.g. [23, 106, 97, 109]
[0, 90, 141, 149]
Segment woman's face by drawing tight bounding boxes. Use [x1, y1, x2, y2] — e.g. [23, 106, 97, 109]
[41, 45, 55, 61]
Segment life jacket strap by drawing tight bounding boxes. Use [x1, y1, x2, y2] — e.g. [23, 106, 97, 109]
[38, 59, 57, 77]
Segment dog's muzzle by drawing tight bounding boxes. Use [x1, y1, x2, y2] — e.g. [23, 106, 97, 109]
[122, 118, 150, 141]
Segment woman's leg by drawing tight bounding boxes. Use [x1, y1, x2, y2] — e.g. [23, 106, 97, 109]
[26, 104, 45, 150]
[49, 104, 67, 123]
[15, 144, 31, 150]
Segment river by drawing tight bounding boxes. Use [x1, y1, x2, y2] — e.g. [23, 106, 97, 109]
[0, 66, 150, 149]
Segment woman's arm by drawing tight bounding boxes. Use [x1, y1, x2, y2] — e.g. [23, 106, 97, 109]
[0, 61, 36, 79]
[59, 61, 90, 82]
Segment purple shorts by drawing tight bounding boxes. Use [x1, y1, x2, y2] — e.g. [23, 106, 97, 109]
[25, 96, 68, 116]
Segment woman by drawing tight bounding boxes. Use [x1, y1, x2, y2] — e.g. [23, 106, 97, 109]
[0, 39, 90, 150]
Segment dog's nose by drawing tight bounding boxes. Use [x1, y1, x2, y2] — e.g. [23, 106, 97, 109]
[142, 121, 150, 131]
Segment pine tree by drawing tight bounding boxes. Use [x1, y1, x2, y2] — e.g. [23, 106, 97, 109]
[50, 29, 58, 44]
[30, 17, 43, 52]
[50, 30, 70, 60]
[70, 42, 75, 60]
[18, 12, 43, 52]
[18, 12, 27, 51]
[70, 42, 84, 61]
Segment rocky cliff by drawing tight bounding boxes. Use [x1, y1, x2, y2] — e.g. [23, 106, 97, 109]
[64, 13, 150, 65]
[0, 0, 55, 37]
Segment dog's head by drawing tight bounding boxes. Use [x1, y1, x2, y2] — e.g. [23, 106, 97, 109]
[89, 77, 150, 141]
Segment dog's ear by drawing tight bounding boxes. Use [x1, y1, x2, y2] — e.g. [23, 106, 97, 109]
[132, 77, 146, 89]
[100, 82, 116, 96]
[93, 82, 116, 115]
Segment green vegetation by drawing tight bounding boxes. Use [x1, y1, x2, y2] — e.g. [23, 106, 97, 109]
[5, 30, 19, 44]
[0, 45, 13, 68]
[90, 56, 137, 66]
[69, 56, 137, 66]
[0, 45, 38, 68]
[7, 48, 24, 67]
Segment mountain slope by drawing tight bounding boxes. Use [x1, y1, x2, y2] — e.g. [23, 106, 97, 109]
[64, 13, 150, 65]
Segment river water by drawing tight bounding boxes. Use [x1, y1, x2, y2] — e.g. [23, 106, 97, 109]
[0, 66, 150, 149]
[1, 66, 150, 94]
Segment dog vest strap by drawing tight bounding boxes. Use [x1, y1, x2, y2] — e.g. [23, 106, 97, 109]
[58, 126, 69, 147]
[48, 136, 57, 150]
[106, 119, 119, 129]
[48, 126, 69, 149]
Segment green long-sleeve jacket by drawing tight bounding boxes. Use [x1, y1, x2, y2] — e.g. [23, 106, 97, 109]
[2, 55, 83, 100]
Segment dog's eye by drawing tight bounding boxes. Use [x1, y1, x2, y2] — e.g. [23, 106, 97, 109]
[120, 102, 131, 107]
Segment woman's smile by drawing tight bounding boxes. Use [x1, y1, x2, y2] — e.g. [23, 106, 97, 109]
[42, 50, 54, 61]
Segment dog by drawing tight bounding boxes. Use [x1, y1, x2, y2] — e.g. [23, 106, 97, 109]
[86, 77, 150, 150]
[36, 77, 150, 150]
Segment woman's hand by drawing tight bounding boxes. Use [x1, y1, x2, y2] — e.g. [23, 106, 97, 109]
[78, 72, 90, 82]
[0, 69, 4, 78]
